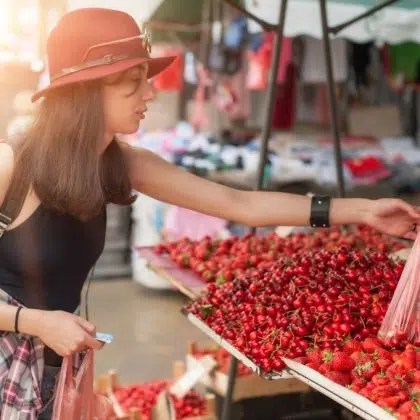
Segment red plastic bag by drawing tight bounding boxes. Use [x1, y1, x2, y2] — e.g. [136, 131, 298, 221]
[52, 349, 114, 420]
[379, 235, 420, 346]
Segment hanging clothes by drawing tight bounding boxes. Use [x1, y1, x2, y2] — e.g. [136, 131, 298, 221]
[351, 41, 373, 88]
[302, 36, 348, 84]
[153, 51, 184, 91]
[271, 62, 298, 130]
[184, 52, 197, 85]
[246, 33, 293, 90]
[190, 64, 212, 130]
[215, 52, 251, 121]
[389, 42, 420, 83]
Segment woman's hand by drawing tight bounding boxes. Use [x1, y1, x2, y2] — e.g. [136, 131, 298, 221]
[362, 199, 420, 240]
[25, 310, 103, 357]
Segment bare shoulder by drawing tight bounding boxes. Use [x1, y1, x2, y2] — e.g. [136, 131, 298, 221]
[117, 140, 157, 167]
[0, 142, 15, 206]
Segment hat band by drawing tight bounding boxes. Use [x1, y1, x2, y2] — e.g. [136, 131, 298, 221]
[50, 52, 143, 82]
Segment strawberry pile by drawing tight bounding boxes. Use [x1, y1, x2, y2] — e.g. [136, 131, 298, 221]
[114, 380, 167, 420]
[154, 225, 405, 284]
[301, 338, 420, 419]
[191, 343, 252, 376]
[114, 381, 208, 420]
[187, 247, 404, 374]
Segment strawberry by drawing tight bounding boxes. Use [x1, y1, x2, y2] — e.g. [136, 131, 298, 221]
[397, 401, 415, 415]
[376, 396, 400, 410]
[377, 358, 393, 370]
[306, 362, 321, 371]
[393, 351, 402, 362]
[369, 385, 396, 402]
[332, 352, 356, 373]
[324, 371, 351, 386]
[319, 362, 333, 374]
[362, 337, 381, 354]
[306, 349, 323, 365]
[359, 382, 376, 399]
[358, 361, 380, 381]
[409, 383, 420, 396]
[373, 348, 393, 361]
[351, 377, 367, 389]
[322, 350, 333, 363]
[387, 361, 412, 381]
[396, 401, 420, 419]
[414, 371, 420, 384]
[372, 373, 390, 386]
[401, 350, 416, 370]
[349, 381, 366, 393]
[396, 390, 410, 404]
[350, 351, 372, 365]
[343, 339, 362, 355]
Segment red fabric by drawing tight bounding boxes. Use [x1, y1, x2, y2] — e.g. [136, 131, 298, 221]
[271, 63, 297, 130]
[247, 50, 268, 90]
[343, 156, 386, 176]
[381, 45, 391, 76]
[52, 350, 113, 420]
[247, 34, 293, 91]
[153, 52, 184, 91]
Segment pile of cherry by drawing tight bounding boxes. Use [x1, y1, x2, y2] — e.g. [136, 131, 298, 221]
[185, 244, 420, 418]
[187, 247, 405, 371]
[154, 225, 406, 284]
[114, 381, 208, 420]
[299, 338, 420, 419]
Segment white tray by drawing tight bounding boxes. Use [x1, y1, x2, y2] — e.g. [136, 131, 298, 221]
[283, 358, 396, 420]
[186, 313, 293, 380]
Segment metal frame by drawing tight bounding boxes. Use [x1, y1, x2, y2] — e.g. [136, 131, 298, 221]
[217, 1, 402, 419]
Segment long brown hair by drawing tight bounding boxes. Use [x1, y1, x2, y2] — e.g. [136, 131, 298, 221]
[14, 79, 136, 221]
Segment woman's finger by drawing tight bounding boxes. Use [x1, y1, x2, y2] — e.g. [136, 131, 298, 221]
[403, 231, 417, 241]
[398, 201, 420, 219]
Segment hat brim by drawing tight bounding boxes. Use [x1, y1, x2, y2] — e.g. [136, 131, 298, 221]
[31, 55, 177, 102]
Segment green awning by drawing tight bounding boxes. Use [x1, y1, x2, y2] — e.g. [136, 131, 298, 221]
[148, 0, 420, 43]
[150, 0, 203, 25]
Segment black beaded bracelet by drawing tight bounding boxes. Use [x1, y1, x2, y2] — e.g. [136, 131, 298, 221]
[14, 307, 23, 334]
[310, 195, 331, 228]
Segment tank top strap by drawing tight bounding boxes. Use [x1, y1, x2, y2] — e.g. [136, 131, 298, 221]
[0, 140, 31, 238]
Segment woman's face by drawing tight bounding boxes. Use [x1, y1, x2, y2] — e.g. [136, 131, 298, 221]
[101, 64, 155, 144]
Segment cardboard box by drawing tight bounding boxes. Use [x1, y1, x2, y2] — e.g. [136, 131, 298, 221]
[186, 353, 310, 402]
[97, 362, 218, 420]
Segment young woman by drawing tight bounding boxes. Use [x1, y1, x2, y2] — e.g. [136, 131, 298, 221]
[0, 7, 418, 419]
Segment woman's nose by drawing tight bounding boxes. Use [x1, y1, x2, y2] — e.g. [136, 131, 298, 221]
[143, 81, 156, 102]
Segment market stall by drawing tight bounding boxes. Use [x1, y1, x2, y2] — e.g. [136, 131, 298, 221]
[135, 226, 415, 420]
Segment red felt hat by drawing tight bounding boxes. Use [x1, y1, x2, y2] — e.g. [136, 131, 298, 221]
[32, 8, 176, 102]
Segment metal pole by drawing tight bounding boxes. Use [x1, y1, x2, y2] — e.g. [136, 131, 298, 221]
[255, 0, 289, 193]
[319, 0, 346, 198]
[221, 357, 239, 420]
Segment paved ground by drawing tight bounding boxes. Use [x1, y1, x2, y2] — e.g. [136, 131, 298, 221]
[90, 279, 209, 385]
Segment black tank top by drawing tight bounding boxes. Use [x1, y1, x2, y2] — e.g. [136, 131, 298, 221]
[0, 203, 106, 312]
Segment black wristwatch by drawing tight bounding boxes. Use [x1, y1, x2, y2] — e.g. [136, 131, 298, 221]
[310, 195, 331, 228]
